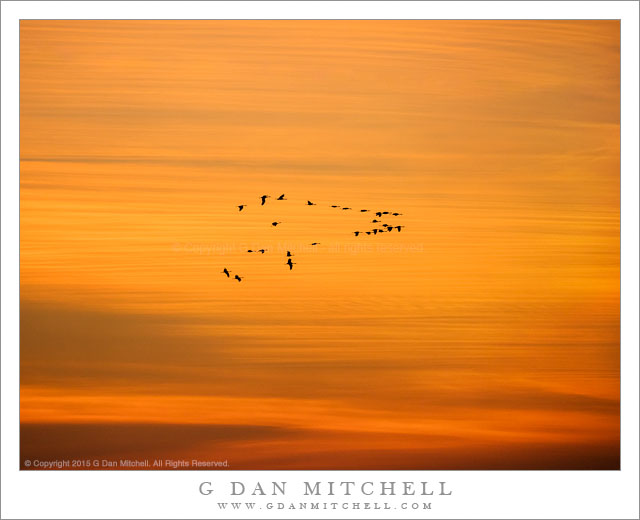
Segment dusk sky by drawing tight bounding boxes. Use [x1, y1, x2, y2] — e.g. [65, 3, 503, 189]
[20, 21, 619, 469]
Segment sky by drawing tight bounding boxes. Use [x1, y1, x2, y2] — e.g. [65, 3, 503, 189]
[20, 20, 620, 469]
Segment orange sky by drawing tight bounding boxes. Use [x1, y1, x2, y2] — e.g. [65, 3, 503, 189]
[20, 21, 619, 469]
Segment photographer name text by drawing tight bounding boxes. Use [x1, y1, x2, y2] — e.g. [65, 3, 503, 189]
[199, 480, 452, 497]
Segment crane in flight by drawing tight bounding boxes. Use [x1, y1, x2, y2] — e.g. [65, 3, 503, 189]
[229, 193, 406, 282]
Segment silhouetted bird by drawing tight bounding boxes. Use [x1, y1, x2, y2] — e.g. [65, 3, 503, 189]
[396, 226, 403, 232]
[375, 212, 382, 217]
[277, 194, 286, 200]
[260, 195, 270, 205]
[372, 219, 380, 223]
[238, 205, 246, 211]
[342, 207, 352, 210]
[382, 211, 390, 215]
[234, 274, 243, 282]
[365, 231, 371, 235]
[360, 209, 370, 212]
[392, 212, 403, 216]
[307, 200, 316, 206]
[382, 223, 389, 227]
[310, 242, 320, 246]
[354, 231, 361, 236]
[258, 249, 267, 254]
[372, 229, 378, 235]
[286, 251, 293, 257]
[222, 268, 231, 278]
[271, 221, 282, 227]
[286, 258, 296, 270]
[330, 205, 340, 208]
[387, 227, 393, 232]
[247, 249, 254, 253]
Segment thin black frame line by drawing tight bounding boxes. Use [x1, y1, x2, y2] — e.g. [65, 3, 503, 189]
[16, 18, 623, 473]
[4, 0, 638, 2]
[16, 18, 625, 20]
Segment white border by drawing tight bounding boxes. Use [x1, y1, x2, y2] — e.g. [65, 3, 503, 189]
[2, 2, 638, 519]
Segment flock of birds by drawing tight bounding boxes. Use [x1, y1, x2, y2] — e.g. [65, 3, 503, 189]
[222, 194, 405, 282]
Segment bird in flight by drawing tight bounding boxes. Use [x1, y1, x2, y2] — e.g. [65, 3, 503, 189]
[230, 194, 405, 282]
